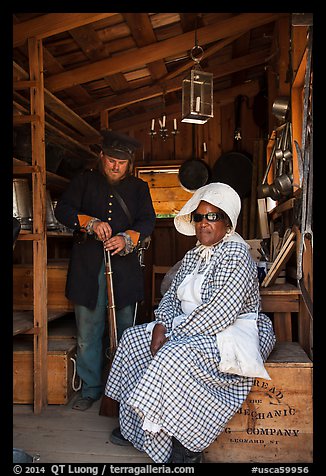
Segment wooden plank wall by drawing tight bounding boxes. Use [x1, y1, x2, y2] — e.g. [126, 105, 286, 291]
[131, 99, 261, 173]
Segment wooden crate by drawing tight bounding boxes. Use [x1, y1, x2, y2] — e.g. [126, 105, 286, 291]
[13, 338, 78, 404]
[204, 342, 313, 463]
[13, 261, 73, 311]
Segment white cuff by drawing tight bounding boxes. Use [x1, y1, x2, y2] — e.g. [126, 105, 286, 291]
[142, 417, 162, 433]
[146, 321, 170, 339]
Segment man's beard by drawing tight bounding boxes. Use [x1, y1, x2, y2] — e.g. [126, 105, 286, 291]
[106, 171, 127, 184]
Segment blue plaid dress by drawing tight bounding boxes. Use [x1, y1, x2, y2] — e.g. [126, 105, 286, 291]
[105, 241, 276, 462]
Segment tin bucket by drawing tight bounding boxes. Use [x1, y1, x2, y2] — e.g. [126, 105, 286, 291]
[13, 178, 33, 230]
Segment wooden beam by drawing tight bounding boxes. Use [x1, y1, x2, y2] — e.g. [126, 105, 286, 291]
[68, 24, 130, 92]
[109, 81, 260, 132]
[75, 49, 268, 118]
[161, 33, 243, 83]
[123, 13, 168, 82]
[45, 13, 286, 92]
[13, 13, 118, 47]
[44, 89, 100, 139]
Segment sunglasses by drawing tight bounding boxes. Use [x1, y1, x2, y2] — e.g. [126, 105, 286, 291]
[192, 212, 225, 223]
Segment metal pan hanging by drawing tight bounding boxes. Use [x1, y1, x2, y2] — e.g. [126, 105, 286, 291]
[211, 151, 252, 198]
[178, 123, 211, 192]
[178, 158, 211, 192]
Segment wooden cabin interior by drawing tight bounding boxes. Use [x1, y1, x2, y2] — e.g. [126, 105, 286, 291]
[12, 12, 313, 465]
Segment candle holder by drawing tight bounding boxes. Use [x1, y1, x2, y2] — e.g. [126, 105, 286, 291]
[171, 126, 179, 160]
[148, 117, 179, 144]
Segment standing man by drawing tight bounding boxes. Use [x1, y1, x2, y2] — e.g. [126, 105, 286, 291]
[55, 131, 156, 411]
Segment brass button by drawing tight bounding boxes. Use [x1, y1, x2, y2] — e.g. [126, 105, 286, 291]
[108, 217, 112, 221]
[109, 194, 114, 198]
[109, 202, 113, 206]
[108, 210, 112, 213]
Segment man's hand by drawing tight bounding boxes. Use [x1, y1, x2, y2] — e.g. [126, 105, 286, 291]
[104, 235, 126, 255]
[150, 323, 169, 357]
[93, 221, 112, 241]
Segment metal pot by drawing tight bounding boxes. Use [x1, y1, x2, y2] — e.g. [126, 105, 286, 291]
[272, 96, 290, 122]
[257, 182, 282, 200]
[269, 182, 283, 200]
[13, 178, 33, 230]
[257, 182, 271, 198]
[274, 173, 293, 196]
[178, 158, 211, 192]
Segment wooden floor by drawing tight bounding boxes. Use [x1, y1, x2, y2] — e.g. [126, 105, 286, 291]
[13, 393, 152, 463]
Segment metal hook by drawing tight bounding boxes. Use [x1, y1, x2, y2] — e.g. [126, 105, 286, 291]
[190, 45, 204, 64]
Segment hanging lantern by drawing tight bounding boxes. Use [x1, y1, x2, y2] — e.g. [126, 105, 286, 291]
[181, 45, 213, 125]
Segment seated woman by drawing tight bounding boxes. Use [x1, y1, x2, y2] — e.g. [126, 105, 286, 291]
[104, 182, 276, 463]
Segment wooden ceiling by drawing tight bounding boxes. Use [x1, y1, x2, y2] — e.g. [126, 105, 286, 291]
[13, 12, 289, 168]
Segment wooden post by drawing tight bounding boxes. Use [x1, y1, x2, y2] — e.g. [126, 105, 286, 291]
[100, 110, 109, 130]
[28, 37, 48, 413]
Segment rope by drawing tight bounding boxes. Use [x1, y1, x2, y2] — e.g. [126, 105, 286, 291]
[70, 355, 82, 392]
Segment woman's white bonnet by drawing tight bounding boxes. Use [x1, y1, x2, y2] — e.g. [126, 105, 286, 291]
[174, 182, 241, 236]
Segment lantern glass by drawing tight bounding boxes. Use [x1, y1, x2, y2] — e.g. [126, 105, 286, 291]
[181, 69, 213, 124]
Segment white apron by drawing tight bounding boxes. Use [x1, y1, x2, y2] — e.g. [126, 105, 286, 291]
[173, 252, 270, 380]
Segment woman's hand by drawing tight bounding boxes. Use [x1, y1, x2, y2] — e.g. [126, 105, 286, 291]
[150, 323, 169, 357]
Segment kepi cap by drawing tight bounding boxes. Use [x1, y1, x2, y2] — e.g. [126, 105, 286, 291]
[101, 130, 141, 161]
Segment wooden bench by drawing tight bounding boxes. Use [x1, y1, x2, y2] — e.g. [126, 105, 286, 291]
[204, 341, 313, 463]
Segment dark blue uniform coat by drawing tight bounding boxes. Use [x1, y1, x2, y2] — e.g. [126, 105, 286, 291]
[54, 169, 156, 310]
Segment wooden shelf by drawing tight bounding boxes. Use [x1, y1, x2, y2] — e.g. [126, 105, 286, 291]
[259, 283, 301, 296]
[13, 311, 69, 336]
[16, 230, 72, 239]
[47, 231, 73, 237]
[16, 232, 42, 241]
[13, 157, 69, 189]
